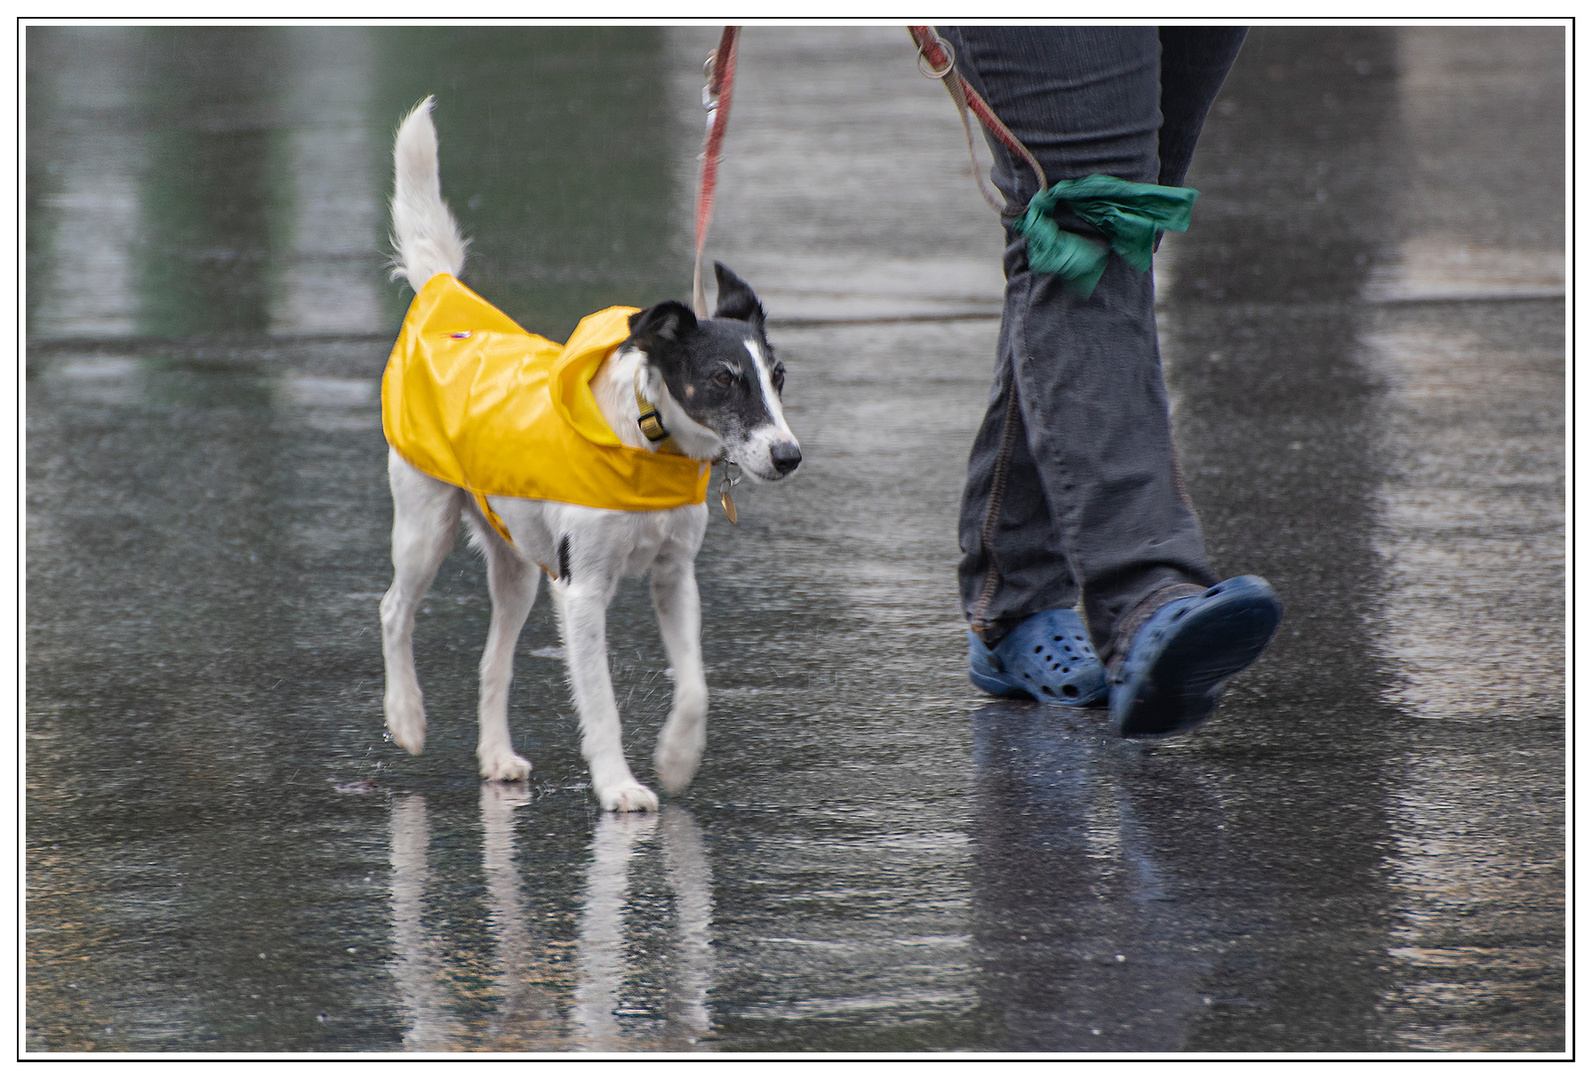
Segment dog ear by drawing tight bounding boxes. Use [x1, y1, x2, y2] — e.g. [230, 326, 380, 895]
[627, 301, 697, 351]
[713, 262, 766, 325]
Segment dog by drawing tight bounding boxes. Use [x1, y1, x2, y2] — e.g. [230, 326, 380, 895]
[379, 97, 799, 812]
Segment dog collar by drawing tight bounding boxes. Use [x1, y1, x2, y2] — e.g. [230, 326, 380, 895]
[634, 372, 686, 457]
[633, 371, 743, 523]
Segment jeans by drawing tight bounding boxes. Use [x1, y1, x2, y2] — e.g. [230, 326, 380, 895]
[941, 26, 1246, 663]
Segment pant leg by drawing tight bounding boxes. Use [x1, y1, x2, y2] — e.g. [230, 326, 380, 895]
[958, 284, 1077, 641]
[946, 26, 1232, 659]
[1157, 27, 1248, 188]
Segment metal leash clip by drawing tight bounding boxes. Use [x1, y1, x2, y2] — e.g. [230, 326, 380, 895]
[702, 49, 721, 136]
[719, 461, 742, 524]
[915, 31, 955, 79]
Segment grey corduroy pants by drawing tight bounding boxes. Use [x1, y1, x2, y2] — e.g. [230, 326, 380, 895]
[942, 26, 1246, 663]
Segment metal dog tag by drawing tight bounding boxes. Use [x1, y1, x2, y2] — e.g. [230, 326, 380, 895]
[719, 462, 742, 524]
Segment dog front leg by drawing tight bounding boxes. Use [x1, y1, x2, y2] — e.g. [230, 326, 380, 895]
[650, 557, 708, 794]
[557, 581, 658, 813]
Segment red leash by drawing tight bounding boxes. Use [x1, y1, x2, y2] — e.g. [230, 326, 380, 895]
[907, 25, 1047, 212]
[693, 26, 741, 318]
[687, 27, 1040, 312]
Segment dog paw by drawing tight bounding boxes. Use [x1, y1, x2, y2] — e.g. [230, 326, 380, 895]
[598, 781, 659, 813]
[478, 746, 531, 782]
[385, 696, 427, 755]
[654, 711, 705, 795]
[653, 739, 703, 795]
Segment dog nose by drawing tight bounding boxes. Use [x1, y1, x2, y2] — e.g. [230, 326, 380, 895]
[771, 441, 802, 475]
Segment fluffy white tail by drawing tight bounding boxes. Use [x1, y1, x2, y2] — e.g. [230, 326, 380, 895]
[390, 96, 468, 291]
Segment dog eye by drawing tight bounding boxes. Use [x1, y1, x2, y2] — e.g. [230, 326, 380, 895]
[711, 369, 736, 388]
[771, 365, 785, 393]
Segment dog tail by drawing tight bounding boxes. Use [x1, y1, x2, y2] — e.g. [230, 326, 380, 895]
[390, 96, 468, 291]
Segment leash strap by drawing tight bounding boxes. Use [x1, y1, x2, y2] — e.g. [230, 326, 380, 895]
[908, 25, 1198, 298]
[693, 26, 741, 318]
[909, 26, 1046, 212]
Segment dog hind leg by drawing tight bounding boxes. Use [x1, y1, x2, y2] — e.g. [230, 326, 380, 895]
[382, 451, 464, 754]
[475, 524, 538, 781]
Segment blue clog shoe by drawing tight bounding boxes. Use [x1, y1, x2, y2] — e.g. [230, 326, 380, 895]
[968, 607, 1108, 707]
[1108, 575, 1282, 738]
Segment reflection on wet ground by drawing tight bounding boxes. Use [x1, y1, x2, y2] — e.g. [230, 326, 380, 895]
[388, 792, 714, 1051]
[26, 26, 1563, 1053]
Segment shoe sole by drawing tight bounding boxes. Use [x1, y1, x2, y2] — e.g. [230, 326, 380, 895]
[1113, 587, 1281, 739]
[968, 665, 1038, 700]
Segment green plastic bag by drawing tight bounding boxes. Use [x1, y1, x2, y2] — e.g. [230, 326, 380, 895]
[1016, 175, 1198, 298]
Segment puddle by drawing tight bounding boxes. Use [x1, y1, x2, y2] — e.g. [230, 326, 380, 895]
[25, 25, 1564, 1055]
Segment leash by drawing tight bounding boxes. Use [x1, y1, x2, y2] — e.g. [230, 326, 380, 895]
[683, 27, 746, 525]
[633, 29, 747, 523]
[908, 26, 1199, 298]
[692, 26, 740, 319]
[908, 25, 1046, 213]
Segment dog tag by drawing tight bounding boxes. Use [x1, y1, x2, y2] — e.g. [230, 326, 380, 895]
[718, 462, 742, 524]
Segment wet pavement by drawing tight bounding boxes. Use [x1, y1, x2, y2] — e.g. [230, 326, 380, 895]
[25, 26, 1565, 1054]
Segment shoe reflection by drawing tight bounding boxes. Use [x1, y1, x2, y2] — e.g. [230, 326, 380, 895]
[388, 790, 715, 1051]
[968, 703, 1266, 1051]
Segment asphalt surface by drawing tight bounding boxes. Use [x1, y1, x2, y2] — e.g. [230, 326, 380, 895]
[25, 25, 1565, 1053]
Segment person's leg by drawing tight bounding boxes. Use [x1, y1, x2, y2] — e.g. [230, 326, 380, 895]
[1157, 27, 1249, 189]
[961, 315, 1107, 706]
[958, 282, 1076, 644]
[945, 26, 1215, 664]
[944, 25, 1279, 733]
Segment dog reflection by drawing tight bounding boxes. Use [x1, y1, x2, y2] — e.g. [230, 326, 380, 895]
[388, 790, 714, 1050]
[388, 794, 468, 1050]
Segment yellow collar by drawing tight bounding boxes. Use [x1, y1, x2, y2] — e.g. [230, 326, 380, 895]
[633, 371, 688, 457]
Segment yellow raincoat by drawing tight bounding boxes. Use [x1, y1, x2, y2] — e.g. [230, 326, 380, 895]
[382, 275, 710, 543]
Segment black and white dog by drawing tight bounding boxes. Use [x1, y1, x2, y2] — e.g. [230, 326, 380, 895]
[380, 98, 799, 811]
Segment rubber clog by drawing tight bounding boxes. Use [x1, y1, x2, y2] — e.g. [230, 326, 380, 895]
[1108, 575, 1282, 739]
[968, 608, 1108, 707]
